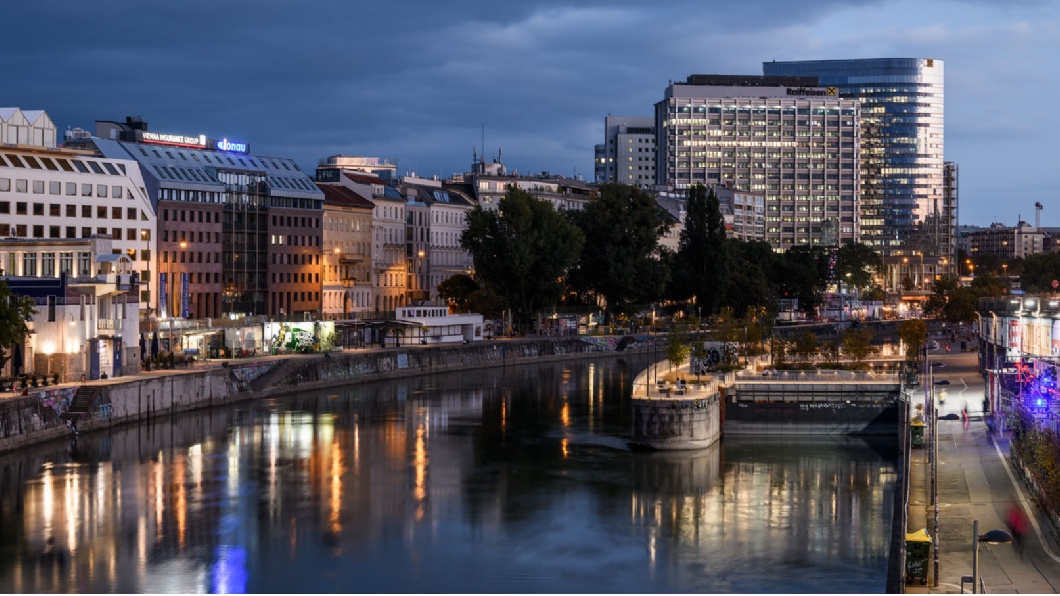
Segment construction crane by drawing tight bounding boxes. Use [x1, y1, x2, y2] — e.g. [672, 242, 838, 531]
[1036, 201, 1044, 228]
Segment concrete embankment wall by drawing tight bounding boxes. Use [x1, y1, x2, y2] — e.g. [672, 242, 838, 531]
[0, 337, 654, 455]
[629, 359, 723, 450]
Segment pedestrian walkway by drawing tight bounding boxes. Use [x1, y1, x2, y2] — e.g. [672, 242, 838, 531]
[906, 351, 1060, 593]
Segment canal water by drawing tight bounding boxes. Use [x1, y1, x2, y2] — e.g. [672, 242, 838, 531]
[0, 357, 897, 593]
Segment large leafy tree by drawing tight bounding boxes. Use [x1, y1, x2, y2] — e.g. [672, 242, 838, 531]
[1020, 252, 1060, 293]
[567, 183, 670, 316]
[0, 281, 36, 372]
[835, 242, 882, 292]
[437, 274, 479, 312]
[777, 246, 830, 315]
[842, 327, 879, 368]
[460, 188, 584, 327]
[672, 185, 730, 315]
[724, 240, 776, 319]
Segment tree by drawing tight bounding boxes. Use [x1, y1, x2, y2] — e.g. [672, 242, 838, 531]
[437, 274, 479, 312]
[667, 318, 691, 372]
[1019, 252, 1060, 293]
[778, 246, 830, 315]
[0, 281, 35, 372]
[724, 240, 776, 319]
[842, 327, 879, 369]
[898, 319, 928, 363]
[567, 183, 670, 315]
[461, 188, 584, 328]
[792, 331, 819, 364]
[835, 242, 882, 292]
[672, 185, 730, 315]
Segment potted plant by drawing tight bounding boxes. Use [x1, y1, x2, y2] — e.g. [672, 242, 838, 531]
[30, 374, 38, 388]
[52, 372, 59, 385]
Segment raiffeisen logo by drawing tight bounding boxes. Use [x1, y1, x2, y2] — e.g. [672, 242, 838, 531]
[216, 138, 249, 153]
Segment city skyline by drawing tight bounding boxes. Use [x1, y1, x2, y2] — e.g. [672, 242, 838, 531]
[2, 0, 1056, 227]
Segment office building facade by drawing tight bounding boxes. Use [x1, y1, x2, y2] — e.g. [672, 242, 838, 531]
[763, 58, 949, 263]
[655, 75, 860, 249]
[599, 116, 656, 187]
[90, 117, 324, 319]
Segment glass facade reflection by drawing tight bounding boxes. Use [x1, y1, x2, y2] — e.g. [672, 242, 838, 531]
[0, 361, 897, 593]
[764, 58, 950, 261]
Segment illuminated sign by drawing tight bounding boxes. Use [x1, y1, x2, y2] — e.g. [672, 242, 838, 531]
[786, 87, 829, 97]
[216, 138, 249, 154]
[141, 131, 249, 154]
[142, 131, 207, 148]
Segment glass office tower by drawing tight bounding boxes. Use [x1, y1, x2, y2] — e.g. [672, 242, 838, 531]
[764, 59, 949, 268]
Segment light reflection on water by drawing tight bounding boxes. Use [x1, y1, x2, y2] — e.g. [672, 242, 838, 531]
[0, 358, 897, 593]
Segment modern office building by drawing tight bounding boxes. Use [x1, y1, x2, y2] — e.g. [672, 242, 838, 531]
[0, 112, 156, 308]
[84, 116, 325, 319]
[654, 75, 860, 249]
[763, 59, 949, 262]
[598, 116, 656, 187]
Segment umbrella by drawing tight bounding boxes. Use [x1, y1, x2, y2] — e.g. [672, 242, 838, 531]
[12, 343, 23, 377]
[151, 331, 159, 358]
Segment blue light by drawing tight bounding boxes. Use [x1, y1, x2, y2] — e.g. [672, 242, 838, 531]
[1037, 398, 1045, 408]
[216, 138, 249, 153]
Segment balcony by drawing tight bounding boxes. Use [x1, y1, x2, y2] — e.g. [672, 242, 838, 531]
[338, 252, 365, 264]
[97, 318, 124, 331]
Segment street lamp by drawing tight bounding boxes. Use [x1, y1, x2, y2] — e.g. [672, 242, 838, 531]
[1002, 263, 1008, 278]
[61, 312, 75, 383]
[965, 519, 1012, 594]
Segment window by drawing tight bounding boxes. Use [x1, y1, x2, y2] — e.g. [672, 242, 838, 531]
[112, 207, 122, 219]
[82, 184, 92, 196]
[0, 178, 8, 191]
[66, 205, 75, 217]
[16, 179, 27, 192]
[97, 185, 108, 198]
[113, 185, 123, 198]
[49, 181, 60, 195]
[66, 182, 76, 195]
[81, 205, 91, 218]
[77, 252, 90, 275]
[33, 203, 44, 215]
[49, 204, 60, 216]
[97, 206, 107, 219]
[23, 253, 37, 276]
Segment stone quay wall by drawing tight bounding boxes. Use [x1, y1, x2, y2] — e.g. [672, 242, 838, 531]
[0, 337, 656, 454]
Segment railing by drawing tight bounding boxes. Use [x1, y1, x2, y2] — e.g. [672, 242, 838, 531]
[735, 369, 900, 383]
[97, 318, 123, 331]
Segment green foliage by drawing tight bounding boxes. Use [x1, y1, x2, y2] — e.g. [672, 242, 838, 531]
[1019, 252, 1060, 293]
[778, 246, 830, 314]
[835, 242, 882, 291]
[671, 185, 729, 315]
[437, 274, 479, 312]
[667, 318, 691, 371]
[0, 281, 35, 371]
[897, 319, 928, 362]
[842, 327, 879, 368]
[792, 331, 819, 363]
[1009, 408, 1060, 515]
[567, 183, 671, 313]
[970, 272, 1008, 297]
[460, 188, 584, 327]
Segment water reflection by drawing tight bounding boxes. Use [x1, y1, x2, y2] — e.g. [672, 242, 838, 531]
[0, 357, 896, 593]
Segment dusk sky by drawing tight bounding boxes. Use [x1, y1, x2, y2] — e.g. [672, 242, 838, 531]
[4, 0, 1057, 227]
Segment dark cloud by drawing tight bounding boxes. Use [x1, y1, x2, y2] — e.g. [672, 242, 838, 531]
[3, 1, 1057, 225]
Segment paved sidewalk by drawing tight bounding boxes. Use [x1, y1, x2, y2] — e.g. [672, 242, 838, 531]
[907, 351, 1060, 593]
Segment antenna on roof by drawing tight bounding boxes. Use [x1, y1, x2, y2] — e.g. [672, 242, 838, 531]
[481, 124, 485, 164]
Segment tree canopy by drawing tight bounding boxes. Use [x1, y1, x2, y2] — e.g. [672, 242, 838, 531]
[567, 183, 671, 315]
[0, 281, 35, 372]
[460, 188, 584, 326]
[671, 185, 729, 315]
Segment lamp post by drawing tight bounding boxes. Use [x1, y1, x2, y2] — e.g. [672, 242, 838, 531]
[167, 241, 187, 351]
[1002, 263, 1008, 279]
[966, 520, 1012, 593]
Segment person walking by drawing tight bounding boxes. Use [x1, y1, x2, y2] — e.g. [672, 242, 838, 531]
[1007, 502, 1028, 557]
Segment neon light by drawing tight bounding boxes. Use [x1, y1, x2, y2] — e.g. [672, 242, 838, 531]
[142, 131, 207, 148]
[216, 138, 249, 153]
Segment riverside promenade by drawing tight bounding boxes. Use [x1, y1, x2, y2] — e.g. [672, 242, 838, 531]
[906, 350, 1060, 593]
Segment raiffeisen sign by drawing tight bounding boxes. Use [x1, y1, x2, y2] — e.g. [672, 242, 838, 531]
[142, 131, 208, 148]
[215, 137, 250, 154]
